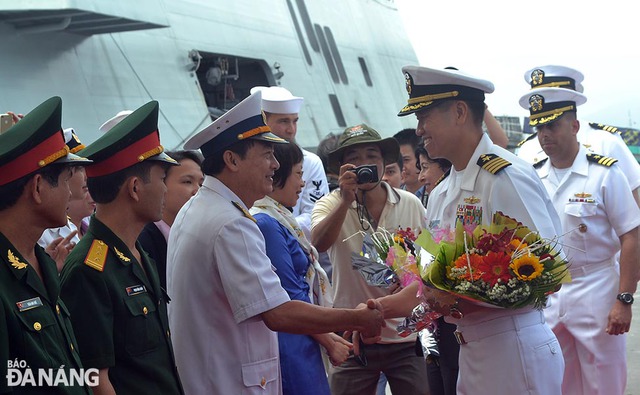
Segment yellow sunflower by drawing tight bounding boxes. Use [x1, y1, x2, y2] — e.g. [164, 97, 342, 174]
[510, 255, 543, 281]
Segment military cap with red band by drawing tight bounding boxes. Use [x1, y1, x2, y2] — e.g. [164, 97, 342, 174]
[0, 96, 91, 186]
[80, 101, 177, 178]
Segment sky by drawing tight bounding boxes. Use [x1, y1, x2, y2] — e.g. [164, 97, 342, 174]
[395, 0, 639, 129]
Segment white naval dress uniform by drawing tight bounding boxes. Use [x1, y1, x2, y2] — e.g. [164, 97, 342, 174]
[517, 123, 640, 191]
[293, 149, 329, 238]
[167, 176, 290, 395]
[536, 146, 640, 395]
[427, 134, 565, 395]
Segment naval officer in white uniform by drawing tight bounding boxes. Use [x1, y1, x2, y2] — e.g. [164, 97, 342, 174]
[521, 87, 640, 395]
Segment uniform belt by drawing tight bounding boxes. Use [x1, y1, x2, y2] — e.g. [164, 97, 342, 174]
[568, 257, 615, 279]
[453, 310, 544, 345]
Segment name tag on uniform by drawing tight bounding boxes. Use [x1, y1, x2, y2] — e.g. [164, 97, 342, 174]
[126, 285, 147, 296]
[16, 297, 43, 312]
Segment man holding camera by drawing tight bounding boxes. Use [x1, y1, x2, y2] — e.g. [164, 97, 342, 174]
[311, 124, 428, 395]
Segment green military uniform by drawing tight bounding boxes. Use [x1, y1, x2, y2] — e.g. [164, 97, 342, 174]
[58, 101, 183, 395]
[0, 96, 92, 394]
[59, 216, 182, 394]
[0, 234, 92, 395]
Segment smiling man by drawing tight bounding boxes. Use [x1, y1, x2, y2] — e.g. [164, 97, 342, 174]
[166, 92, 385, 395]
[393, 65, 565, 395]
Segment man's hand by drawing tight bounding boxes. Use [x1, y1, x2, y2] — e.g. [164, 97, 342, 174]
[338, 163, 358, 204]
[606, 302, 632, 335]
[325, 333, 353, 366]
[45, 230, 78, 273]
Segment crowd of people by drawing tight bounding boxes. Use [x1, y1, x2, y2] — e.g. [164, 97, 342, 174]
[1, 63, 638, 395]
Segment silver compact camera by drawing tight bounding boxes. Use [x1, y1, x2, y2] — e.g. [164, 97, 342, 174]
[351, 164, 379, 184]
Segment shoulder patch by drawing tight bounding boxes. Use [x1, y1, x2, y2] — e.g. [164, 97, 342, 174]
[434, 169, 450, 188]
[586, 153, 618, 167]
[589, 122, 620, 134]
[517, 132, 538, 147]
[232, 201, 257, 223]
[533, 157, 548, 169]
[84, 239, 108, 272]
[477, 153, 512, 175]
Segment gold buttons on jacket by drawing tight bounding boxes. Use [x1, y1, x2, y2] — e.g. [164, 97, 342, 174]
[143, 306, 148, 315]
[70, 344, 75, 352]
[578, 223, 588, 233]
[260, 377, 266, 388]
[33, 322, 42, 331]
[56, 304, 60, 315]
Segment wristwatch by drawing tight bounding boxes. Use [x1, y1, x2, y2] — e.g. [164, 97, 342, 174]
[617, 292, 634, 305]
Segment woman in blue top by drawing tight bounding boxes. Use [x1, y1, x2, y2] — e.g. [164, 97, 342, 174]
[251, 142, 352, 395]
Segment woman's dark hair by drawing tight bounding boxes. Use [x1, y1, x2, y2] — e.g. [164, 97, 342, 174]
[272, 142, 303, 189]
[415, 145, 451, 172]
[165, 150, 204, 168]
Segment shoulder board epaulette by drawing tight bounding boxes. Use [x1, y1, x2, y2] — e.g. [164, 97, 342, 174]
[84, 239, 108, 272]
[586, 153, 618, 167]
[232, 201, 257, 223]
[517, 132, 538, 147]
[434, 168, 451, 188]
[477, 153, 512, 175]
[589, 122, 620, 134]
[533, 157, 548, 169]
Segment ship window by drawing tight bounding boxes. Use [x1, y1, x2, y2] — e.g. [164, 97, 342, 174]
[329, 94, 346, 127]
[358, 57, 372, 87]
[287, 0, 312, 66]
[296, 0, 319, 52]
[324, 27, 348, 84]
[315, 24, 339, 84]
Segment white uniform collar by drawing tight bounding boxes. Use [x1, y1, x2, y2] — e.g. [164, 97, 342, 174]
[202, 175, 249, 210]
[537, 143, 588, 179]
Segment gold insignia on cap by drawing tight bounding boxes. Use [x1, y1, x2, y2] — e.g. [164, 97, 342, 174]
[404, 72, 412, 95]
[8, 250, 27, 270]
[477, 153, 512, 175]
[529, 94, 544, 112]
[237, 126, 271, 140]
[85, 239, 108, 272]
[38, 145, 70, 168]
[232, 201, 257, 223]
[531, 69, 544, 86]
[113, 247, 131, 263]
[586, 153, 617, 167]
[464, 196, 481, 204]
[138, 145, 164, 162]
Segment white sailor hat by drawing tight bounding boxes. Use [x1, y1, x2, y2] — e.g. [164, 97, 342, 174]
[63, 128, 86, 154]
[184, 91, 287, 157]
[398, 66, 494, 116]
[524, 65, 584, 92]
[250, 86, 304, 114]
[519, 87, 587, 127]
[99, 110, 133, 133]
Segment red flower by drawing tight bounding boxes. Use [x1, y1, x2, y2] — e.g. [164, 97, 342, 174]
[477, 251, 512, 286]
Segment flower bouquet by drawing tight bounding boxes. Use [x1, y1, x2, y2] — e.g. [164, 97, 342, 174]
[416, 212, 571, 309]
[350, 227, 423, 289]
